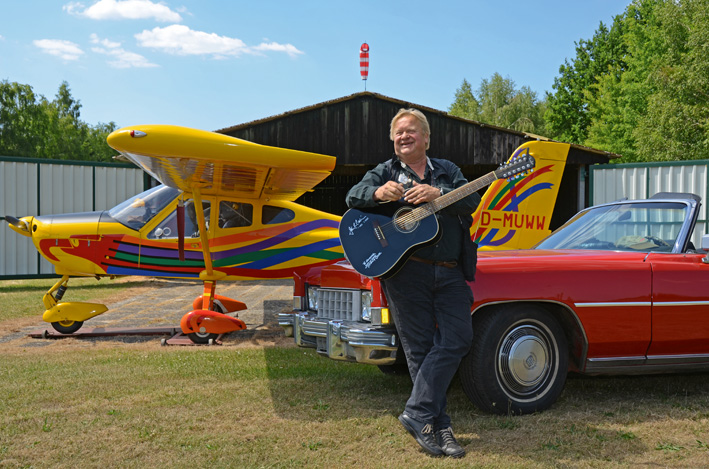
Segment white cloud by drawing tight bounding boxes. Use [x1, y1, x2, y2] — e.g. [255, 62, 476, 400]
[33, 39, 84, 61]
[252, 42, 304, 58]
[135, 24, 248, 57]
[90, 33, 158, 68]
[64, 0, 182, 22]
[135, 25, 304, 59]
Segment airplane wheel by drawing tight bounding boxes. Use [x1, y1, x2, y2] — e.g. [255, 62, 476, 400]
[186, 303, 225, 344]
[188, 331, 219, 344]
[51, 320, 84, 334]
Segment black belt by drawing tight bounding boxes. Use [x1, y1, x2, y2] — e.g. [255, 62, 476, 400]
[409, 256, 458, 269]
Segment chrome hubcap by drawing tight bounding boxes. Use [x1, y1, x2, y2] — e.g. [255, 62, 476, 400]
[498, 324, 553, 397]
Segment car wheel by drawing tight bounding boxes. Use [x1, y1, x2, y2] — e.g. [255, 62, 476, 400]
[459, 304, 568, 415]
[51, 320, 84, 334]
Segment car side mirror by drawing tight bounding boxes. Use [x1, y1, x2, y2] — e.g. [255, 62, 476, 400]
[701, 235, 709, 264]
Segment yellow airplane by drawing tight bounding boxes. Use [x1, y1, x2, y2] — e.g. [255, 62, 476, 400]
[6, 125, 343, 343]
[5, 125, 568, 343]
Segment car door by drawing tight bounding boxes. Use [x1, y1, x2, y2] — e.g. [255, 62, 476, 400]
[648, 252, 709, 357]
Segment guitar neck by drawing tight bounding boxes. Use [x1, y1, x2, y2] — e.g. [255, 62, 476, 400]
[410, 171, 499, 221]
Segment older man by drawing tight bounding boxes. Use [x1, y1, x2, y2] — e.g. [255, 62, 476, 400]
[345, 108, 480, 458]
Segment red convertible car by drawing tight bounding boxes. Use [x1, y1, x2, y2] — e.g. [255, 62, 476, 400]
[280, 193, 709, 414]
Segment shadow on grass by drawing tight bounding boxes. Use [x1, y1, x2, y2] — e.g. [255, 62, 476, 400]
[261, 339, 709, 465]
[262, 344, 415, 420]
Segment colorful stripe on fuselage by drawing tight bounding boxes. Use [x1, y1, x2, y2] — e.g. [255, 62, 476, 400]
[44, 219, 343, 280]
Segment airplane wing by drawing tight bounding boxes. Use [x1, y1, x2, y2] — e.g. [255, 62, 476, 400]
[107, 125, 336, 201]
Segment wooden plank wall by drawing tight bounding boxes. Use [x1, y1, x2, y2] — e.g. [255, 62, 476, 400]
[221, 93, 604, 219]
[223, 94, 529, 168]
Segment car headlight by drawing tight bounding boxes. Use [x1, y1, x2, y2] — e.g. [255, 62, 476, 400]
[361, 290, 373, 321]
[307, 286, 319, 311]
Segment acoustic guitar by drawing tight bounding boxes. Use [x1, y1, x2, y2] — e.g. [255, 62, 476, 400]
[339, 154, 535, 278]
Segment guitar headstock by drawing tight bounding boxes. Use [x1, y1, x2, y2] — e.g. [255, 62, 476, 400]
[494, 150, 536, 181]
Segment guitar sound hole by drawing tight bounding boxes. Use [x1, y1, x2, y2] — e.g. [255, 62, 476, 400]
[393, 207, 418, 233]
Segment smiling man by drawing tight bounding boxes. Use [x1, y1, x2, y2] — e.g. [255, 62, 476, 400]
[345, 108, 481, 458]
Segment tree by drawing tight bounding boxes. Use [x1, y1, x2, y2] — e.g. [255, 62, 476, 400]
[544, 0, 709, 162]
[448, 79, 479, 121]
[634, 0, 709, 161]
[585, 0, 664, 160]
[0, 81, 46, 157]
[0, 80, 117, 161]
[544, 19, 627, 145]
[449, 74, 546, 134]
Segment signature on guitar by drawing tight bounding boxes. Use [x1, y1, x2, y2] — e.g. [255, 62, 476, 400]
[347, 214, 370, 236]
[363, 252, 382, 269]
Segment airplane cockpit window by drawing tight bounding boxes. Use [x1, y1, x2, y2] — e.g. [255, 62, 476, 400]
[262, 205, 295, 225]
[148, 200, 211, 239]
[219, 201, 253, 228]
[108, 185, 180, 230]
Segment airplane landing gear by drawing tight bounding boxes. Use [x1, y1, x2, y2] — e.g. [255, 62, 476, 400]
[41, 275, 108, 334]
[180, 279, 248, 344]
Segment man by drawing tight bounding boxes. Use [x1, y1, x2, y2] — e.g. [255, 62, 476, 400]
[346, 108, 480, 458]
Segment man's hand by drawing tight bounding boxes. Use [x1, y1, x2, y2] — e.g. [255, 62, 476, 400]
[404, 182, 441, 204]
[374, 180, 405, 202]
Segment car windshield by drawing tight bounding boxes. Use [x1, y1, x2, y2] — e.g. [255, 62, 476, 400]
[535, 202, 688, 252]
[108, 185, 180, 230]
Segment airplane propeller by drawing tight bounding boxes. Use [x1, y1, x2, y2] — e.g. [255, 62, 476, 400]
[4, 215, 29, 232]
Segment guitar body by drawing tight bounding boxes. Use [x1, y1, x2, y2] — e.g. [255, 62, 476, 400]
[339, 207, 440, 278]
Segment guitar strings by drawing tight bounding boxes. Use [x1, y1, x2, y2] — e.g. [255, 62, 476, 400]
[373, 163, 527, 235]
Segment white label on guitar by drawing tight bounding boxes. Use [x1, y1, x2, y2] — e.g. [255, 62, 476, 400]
[363, 252, 382, 269]
[348, 215, 369, 236]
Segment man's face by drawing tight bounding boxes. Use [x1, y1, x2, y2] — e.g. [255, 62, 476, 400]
[393, 115, 428, 162]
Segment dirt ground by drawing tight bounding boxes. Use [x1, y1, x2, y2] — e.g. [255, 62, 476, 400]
[0, 277, 297, 350]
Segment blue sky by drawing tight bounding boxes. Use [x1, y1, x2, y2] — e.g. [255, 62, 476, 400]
[1, 0, 631, 132]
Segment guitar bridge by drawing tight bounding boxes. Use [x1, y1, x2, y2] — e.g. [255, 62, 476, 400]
[373, 220, 388, 247]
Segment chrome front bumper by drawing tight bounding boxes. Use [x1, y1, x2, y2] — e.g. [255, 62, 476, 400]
[278, 311, 398, 365]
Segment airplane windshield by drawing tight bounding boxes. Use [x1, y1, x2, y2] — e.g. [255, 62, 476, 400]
[108, 185, 180, 230]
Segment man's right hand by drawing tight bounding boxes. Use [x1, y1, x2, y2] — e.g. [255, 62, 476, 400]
[373, 181, 405, 202]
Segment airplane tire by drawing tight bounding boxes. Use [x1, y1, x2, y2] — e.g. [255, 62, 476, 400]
[188, 331, 219, 344]
[51, 320, 84, 334]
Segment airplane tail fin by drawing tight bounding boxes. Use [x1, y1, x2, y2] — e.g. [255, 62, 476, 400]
[472, 141, 569, 251]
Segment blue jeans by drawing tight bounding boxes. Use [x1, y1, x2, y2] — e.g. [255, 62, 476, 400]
[382, 260, 474, 429]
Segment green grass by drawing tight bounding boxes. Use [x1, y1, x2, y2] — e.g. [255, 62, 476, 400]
[0, 277, 150, 323]
[1, 279, 709, 467]
[1, 344, 709, 468]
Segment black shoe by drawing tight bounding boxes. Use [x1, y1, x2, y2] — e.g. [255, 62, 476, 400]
[398, 412, 444, 456]
[435, 427, 465, 458]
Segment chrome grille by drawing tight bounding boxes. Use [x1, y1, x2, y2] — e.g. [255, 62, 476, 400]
[317, 288, 360, 321]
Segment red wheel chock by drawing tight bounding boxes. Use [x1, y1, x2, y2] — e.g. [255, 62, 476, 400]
[180, 310, 247, 336]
